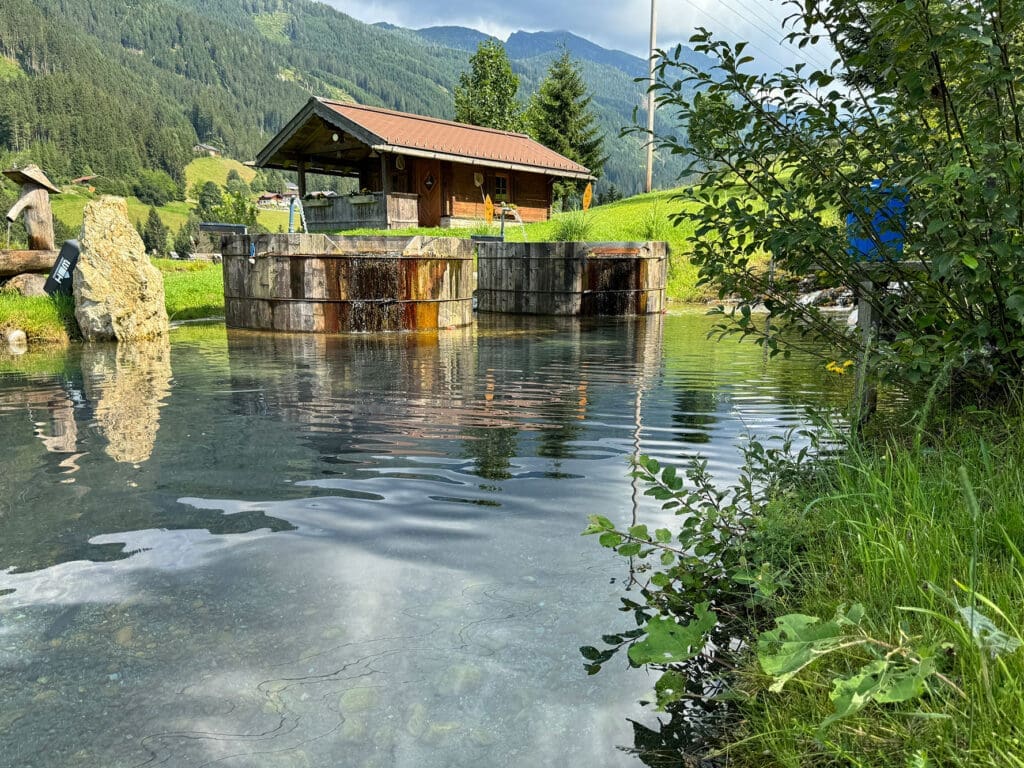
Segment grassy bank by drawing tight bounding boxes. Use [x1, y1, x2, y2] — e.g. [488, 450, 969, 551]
[725, 413, 1024, 766]
[153, 258, 225, 321]
[0, 259, 224, 345]
[0, 292, 77, 344]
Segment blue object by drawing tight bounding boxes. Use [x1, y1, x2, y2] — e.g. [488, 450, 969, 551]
[846, 180, 907, 262]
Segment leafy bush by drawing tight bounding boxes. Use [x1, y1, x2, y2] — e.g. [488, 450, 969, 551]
[133, 168, 181, 206]
[651, 0, 1024, 406]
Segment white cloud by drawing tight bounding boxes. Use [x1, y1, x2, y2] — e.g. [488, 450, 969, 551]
[321, 0, 833, 71]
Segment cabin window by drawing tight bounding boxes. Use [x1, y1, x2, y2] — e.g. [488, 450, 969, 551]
[493, 173, 509, 203]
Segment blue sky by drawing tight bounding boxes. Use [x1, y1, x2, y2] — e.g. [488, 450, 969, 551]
[322, 0, 835, 72]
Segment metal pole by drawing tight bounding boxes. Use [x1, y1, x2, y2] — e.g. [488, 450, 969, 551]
[645, 0, 657, 193]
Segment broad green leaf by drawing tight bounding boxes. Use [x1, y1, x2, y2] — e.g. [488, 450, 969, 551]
[821, 657, 935, 729]
[654, 528, 673, 544]
[628, 524, 649, 540]
[654, 670, 690, 709]
[757, 608, 863, 692]
[598, 531, 622, 548]
[628, 605, 718, 666]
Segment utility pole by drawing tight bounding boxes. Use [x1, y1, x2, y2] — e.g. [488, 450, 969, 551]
[645, 0, 657, 193]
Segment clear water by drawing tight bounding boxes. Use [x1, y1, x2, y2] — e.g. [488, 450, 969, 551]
[0, 312, 847, 768]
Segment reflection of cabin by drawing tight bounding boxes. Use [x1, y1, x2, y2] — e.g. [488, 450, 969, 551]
[254, 97, 593, 231]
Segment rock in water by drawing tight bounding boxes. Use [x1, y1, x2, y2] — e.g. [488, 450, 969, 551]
[3, 273, 48, 297]
[74, 197, 169, 341]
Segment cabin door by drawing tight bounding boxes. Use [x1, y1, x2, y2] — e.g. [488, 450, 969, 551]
[415, 158, 442, 227]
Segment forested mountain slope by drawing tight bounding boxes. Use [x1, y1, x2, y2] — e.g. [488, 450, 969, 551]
[0, 0, 707, 194]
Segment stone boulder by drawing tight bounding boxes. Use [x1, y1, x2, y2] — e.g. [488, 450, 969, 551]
[74, 197, 169, 341]
[2, 273, 48, 297]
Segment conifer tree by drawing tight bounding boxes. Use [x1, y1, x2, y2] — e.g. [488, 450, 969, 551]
[454, 41, 523, 131]
[527, 51, 606, 207]
[142, 207, 169, 257]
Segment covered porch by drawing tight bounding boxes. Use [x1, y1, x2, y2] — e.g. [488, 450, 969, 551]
[254, 98, 593, 233]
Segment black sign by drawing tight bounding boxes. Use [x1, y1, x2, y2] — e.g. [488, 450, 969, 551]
[44, 240, 80, 296]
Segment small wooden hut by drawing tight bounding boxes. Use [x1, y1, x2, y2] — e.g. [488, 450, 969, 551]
[254, 98, 593, 231]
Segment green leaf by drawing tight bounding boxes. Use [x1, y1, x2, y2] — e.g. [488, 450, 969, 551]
[598, 531, 622, 548]
[821, 657, 936, 729]
[961, 253, 979, 270]
[628, 604, 717, 666]
[583, 515, 615, 535]
[655, 528, 673, 544]
[660, 551, 675, 566]
[757, 607, 864, 692]
[654, 670, 690, 709]
[628, 524, 650, 541]
[618, 542, 642, 557]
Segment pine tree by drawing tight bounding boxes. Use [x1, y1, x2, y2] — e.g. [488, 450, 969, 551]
[142, 207, 169, 256]
[454, 41, 523, 131]
[527, 51, 607, 206]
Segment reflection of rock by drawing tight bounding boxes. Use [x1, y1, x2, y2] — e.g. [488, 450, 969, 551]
[81, 340, 172, 463]
[74, 197, 169, 341]
[3, 273, 47, 296]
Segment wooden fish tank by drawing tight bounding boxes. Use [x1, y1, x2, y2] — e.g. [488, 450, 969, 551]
[221, 234, 475, 332]
[475, 241, 667, 316]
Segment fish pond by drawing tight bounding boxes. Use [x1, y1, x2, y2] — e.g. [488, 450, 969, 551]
[0, 312, 847, 767]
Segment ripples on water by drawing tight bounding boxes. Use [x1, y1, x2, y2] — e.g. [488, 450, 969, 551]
[0, 312, 848, 767]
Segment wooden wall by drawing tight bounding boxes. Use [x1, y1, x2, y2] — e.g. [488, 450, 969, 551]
[476, 241, 668, 316]
[448, 164, 552, 223]
[222, 234, 475, 332]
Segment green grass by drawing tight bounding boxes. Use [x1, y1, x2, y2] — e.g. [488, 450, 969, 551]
[184, 156, 256, 193]
[0, 292, 77, 345]
[153, 258, 224, 321]
[730, 411, 1024, 766]
[252, 11, 291, 44]
[51, 190, 191, 233]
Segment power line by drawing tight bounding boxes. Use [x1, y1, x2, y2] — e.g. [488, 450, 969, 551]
[674, 0, 835, 74]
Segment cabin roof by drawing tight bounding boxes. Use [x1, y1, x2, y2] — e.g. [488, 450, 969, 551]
[255, 98, 593, 181]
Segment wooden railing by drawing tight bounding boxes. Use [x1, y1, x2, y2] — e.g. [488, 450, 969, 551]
[303, 193, 419, 232]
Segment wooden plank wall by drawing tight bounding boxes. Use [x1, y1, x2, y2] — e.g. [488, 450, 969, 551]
[449, 165, 551, 223]
[222, 234, 474, 333]
[476, 241, 667, 316]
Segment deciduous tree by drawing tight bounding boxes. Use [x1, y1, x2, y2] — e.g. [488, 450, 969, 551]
[454, 41, 523, 131]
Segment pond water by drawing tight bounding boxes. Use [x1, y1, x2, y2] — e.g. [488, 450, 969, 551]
[0, 312, 847, 768]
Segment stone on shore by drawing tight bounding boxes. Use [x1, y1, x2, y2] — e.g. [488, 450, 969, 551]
[2, 273, 48, 297]
[73, 197, 169, 341]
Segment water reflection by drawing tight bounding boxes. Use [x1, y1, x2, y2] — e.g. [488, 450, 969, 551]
[0, 314, 846, 767]
[82, 340, 173, 464]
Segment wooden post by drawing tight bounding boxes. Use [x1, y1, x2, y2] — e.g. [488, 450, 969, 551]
[855, 278, 879, 428]
[6, 183, 55, 251]
[380, 154, 390, 228]
[297, 162, 307, 200]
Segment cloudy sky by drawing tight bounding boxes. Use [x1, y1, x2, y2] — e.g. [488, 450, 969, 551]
[322, 0, 834, 72]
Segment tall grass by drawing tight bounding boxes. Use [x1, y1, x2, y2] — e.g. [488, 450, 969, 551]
[733, 409, 1024, 766]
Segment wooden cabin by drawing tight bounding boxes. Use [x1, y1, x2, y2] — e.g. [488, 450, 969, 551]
[254, 98, 594, 232]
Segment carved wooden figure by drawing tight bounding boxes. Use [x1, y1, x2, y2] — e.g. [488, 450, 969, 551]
[3, 164, 60, 252]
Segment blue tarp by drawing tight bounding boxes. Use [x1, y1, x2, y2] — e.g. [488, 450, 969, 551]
[846, 180, 907, 262]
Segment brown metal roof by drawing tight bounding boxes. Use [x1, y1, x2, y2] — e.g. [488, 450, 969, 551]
[319, 99, 591, 177]
[254, 98, 593, 181]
